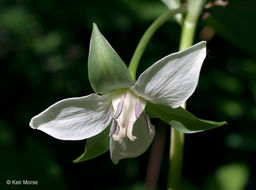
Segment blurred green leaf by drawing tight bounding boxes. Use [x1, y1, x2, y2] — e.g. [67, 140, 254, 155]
[212, 72, 243, 95]
[241, 59, 256, 76]
[146, 102, 227, 133]
[0, 7, 36, 34]
[122, 0, 168, 21]
[0, 120, 14, 145]
[207, 0, 256, 57]
[219, 99, 244, 119]
[226, 133, 256, 151]
[44, 54, 66, 72]
[33, 33, 62, 54]
[205, 163, 249, 190]
[137, 2, 168, 21]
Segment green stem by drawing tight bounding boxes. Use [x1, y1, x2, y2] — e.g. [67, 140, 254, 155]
[179, 20, 197, 50]
[167, 1, 206, 190]
[168, 128, 184, 190]
[179, 0, 206, 50]
[128, 7, 185, 81]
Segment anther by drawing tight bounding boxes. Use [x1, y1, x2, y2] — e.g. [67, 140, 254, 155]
[144, 113, 153, 134]
[103, 106, 112, 124]
[109, 119, 117, 137]
[114, 100, 124, 119]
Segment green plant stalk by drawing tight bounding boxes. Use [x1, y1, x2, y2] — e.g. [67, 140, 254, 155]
[167, 1, 206, 190]
[128, 7, 185, 80]
[179, 0, 206, 50]
[168, 127, 184, 190]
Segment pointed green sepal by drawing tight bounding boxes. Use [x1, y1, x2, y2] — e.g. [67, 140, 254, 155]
[88, 23, 134, 94]
[73, 127, 110, 163]
[146, 102, 227, 133]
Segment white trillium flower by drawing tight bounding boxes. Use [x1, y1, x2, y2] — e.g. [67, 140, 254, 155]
[29, 41, 206, 163]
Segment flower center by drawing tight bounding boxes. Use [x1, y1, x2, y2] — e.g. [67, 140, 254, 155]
[109, 90, 146, 141]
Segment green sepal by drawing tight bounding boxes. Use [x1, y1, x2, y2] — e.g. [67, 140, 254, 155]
[73, 126, 110, 163]
[146, 102, 227, 133]
[88, 23, 134, 94]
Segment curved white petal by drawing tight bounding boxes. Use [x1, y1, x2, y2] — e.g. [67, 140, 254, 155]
[110, 115, 155, 164]
[29, 94, 111, 140]
[131, 41, 206, 108]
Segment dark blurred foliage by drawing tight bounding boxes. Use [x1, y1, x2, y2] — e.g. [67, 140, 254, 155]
[0, 0, 256, 189]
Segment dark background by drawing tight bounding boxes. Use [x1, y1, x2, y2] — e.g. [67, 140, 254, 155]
[1, 0, 256, 189]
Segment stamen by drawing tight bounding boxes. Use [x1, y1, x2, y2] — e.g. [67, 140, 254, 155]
[109, 119, 117, 137]
[135, 102, 142, 119]
[127, 123, 137, 141]
[144, 113, 153, 134]
[114, 100, 124, 119]
[103, 106, 112, 124]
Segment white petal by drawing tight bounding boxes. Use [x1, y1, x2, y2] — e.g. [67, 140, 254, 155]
[110, 115, 155, 164]
[29, 94, 111, 140]
[131, 41, 206, 108]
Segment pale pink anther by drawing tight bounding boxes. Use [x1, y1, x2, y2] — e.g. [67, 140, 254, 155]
[144, 113, 153, 134]
[113, 101, 124, 119]
[103, 106, 112, 124]
[109, 119, 117, 137]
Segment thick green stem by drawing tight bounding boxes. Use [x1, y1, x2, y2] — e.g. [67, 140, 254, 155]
[179, 0, 206, 50]
[168, 128, 184, 190]
[179, 21, 196, 50]
[128, 7, 185, 81]
[167, 1, 206, 190]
